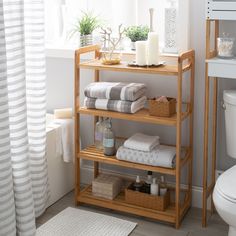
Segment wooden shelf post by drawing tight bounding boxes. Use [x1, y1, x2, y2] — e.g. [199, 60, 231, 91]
[202, 19, 219, 227]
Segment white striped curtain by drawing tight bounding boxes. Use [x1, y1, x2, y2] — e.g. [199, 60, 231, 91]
[0, 0, 48, 235]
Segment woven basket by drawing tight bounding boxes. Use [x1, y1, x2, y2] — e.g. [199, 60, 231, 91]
[125, 184, 170, 211]
[148, 97, 176, 117]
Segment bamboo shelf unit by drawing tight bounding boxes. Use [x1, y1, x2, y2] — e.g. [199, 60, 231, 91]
[203, 0, 236, 227]
[74, 45, 195, 229]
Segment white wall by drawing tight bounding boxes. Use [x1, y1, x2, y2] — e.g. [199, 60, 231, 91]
[46, 0, 236, 188]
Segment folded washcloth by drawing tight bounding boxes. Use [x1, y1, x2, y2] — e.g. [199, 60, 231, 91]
[49, 119, 74, 163]
[116, 145, 176, 168]
[84, 82, 146, 101]
[124, 133, 160, 152]
[84, 96, 147, 114]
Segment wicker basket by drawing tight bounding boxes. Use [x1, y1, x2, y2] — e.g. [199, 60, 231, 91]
[148, 97, 176, 117]
[125, 184, 170, 211]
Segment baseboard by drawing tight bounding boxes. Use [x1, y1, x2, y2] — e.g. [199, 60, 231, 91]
[80, 164, 209, 210]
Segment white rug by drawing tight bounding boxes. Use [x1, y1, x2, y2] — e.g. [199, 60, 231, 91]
[36, 207, 137, 236]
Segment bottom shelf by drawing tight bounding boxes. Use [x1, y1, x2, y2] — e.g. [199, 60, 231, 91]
[77, 185, 191, 226]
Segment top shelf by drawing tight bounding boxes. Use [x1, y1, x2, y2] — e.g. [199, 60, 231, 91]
[206, 57, 236, 79]
[206, 0, 236, 20]
[79, 59, 191, 76]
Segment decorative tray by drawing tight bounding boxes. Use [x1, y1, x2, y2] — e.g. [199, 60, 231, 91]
[127, 61, 166, 68]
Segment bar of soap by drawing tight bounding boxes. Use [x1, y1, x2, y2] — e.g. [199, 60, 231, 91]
[54, 108, 73, 119]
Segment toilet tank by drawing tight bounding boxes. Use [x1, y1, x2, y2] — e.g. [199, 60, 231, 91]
[224, 90, 236, 159]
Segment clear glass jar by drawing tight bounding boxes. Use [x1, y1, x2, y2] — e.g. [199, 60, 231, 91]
[95, 117, 103, 150]
[217, 37, 235, 59]
[103, 118, 116, 156]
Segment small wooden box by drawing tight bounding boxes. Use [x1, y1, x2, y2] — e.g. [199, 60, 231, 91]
[92, 174, 122, 200]
[125, 184, 170, 211]
[148, 97, 176, 117]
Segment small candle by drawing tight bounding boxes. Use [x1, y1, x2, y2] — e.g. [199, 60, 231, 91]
[147, 32, 160, 65]
[135, 41, 147, 66]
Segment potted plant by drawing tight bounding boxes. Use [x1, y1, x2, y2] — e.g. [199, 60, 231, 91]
[125, 25, 150, 50]
[72, 12, 101, 47]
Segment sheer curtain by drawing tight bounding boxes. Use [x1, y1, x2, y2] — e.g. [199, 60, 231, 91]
[0, 0, 48, 235]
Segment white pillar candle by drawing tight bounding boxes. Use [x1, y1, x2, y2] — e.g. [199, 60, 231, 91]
[147, 32, 160, 65]
[135, 41, 147, 66]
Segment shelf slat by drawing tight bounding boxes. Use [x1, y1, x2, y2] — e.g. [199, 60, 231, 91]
[206, 57, 236, 79]
[78, 107, 190, 126]
[78, 185, 176, 224]
[78, 145, 191, 176]
[79, 59, 191, 76]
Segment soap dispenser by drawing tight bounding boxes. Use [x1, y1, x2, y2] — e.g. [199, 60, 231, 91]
[133, 176, 143, 192]
[103, 118, 116, 156]
[150, 178, 159, 195]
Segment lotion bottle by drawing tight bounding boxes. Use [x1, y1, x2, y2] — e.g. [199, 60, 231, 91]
[150, 178, 159, 195]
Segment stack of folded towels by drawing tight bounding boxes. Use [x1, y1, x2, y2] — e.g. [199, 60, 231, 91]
[84, 82, 147, 114]
[116, 133, 177, 168]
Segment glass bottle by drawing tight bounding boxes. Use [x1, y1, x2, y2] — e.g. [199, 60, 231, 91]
[103, 118, 116, 156]
[95, 117, 103, 150]
[133, 176, 143, 192]
[159, 175, 168, 196]
[143, 171, 153, 194]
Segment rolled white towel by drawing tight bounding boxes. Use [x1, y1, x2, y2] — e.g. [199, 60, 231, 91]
[54, 108, 73, 119]
[124, 133, 160, 152]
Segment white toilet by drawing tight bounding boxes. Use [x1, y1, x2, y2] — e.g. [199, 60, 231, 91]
[213, 90, 236, 236]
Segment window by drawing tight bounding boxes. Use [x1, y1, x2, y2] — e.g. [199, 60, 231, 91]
[45, 0, 190, 53]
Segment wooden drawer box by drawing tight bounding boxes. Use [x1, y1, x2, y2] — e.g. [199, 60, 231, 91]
[92, 174, 122, 200]
[125, 184, 170, 211]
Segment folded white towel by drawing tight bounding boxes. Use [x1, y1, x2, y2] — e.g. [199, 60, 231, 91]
[124, 133, 160, 152]
[49, 119, 74, 163]
[116, 145, 176, 168]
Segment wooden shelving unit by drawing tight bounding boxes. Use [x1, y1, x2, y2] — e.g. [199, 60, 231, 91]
[74, 45, 195, 229]
[203, 0, 236, 227]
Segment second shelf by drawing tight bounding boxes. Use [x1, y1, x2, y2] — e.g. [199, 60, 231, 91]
[78, 105, 190, 126]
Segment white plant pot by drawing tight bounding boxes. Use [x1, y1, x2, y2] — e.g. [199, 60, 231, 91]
[80, 34, 93, 47]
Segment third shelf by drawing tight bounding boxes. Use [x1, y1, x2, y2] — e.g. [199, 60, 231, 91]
[78, 145, 191, 176]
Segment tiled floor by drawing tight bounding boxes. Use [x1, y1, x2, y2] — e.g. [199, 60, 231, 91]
[36, 191, 228, 236]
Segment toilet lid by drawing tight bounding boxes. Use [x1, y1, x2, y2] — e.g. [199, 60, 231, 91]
[217, 165, 236, 202]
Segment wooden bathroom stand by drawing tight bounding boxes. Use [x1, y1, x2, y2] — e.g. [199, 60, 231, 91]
[74, 45, 195, 229]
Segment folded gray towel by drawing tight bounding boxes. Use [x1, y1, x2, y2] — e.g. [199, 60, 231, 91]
[84, 82, 146, 101]
[84, 96, 147, 114]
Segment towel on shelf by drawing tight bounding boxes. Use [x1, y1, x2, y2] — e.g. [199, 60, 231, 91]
[84, 96, 147, 114]
[54, 108, 73, 119]
[84, 82, 146, 101]
[116, 145, 177, 168]
[124, 133, 160, 152]
[48, 119, 74, 163]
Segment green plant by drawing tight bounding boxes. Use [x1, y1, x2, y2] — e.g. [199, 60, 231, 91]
[125, 25, 149, 42]
[72, 12, 101, 36]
